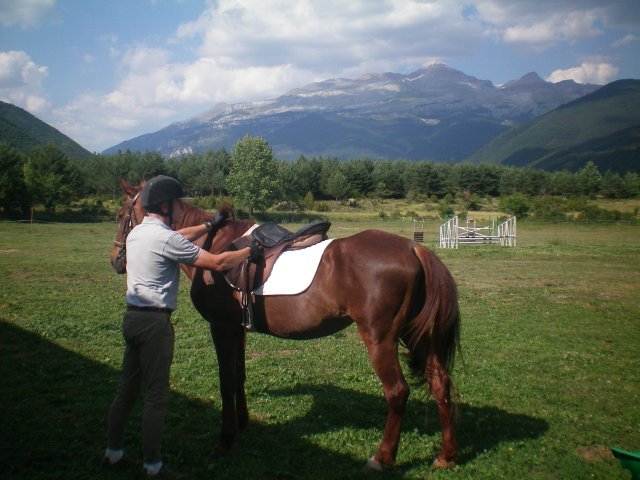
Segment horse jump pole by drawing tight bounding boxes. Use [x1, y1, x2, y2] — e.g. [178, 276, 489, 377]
[439, 215, 516, 249]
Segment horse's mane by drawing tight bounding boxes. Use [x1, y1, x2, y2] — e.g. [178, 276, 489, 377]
[176, 201, 253, 241]
[177, 200, 240, 229]
[219, 203, 236, 220]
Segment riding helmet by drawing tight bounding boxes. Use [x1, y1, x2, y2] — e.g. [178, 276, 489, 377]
[140, 175, 185, 209]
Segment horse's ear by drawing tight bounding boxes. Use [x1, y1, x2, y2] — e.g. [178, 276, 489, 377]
[119, 176, 140, 197]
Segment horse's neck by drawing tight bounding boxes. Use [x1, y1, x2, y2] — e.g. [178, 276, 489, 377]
[174, 202, 255, 238]
[174, 201, 211, 230]
[232, 220, 257, 238]
[211, 220, 255, 251]
[179, 215, 255, 282]
[173, 201, 255, 250]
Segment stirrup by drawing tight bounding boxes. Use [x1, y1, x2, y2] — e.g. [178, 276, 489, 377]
[241, 293, 254, 331]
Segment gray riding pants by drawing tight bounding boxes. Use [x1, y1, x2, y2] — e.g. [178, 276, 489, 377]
[106, 309, 175, 464]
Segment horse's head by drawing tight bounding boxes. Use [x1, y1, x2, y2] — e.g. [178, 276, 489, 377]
[110, 177, 146, 274]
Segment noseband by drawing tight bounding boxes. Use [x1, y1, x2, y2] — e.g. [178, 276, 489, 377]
[112, 191, 141, 273]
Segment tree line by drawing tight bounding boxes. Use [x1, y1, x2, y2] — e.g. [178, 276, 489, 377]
[1, 136, 639, 219]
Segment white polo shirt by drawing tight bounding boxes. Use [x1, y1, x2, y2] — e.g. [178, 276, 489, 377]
[125, 216, 201, 310]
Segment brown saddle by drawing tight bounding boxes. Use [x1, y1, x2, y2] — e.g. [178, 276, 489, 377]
[222, 219, 330, 331]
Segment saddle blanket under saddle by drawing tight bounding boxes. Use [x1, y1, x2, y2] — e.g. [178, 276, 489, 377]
[253, 239, 334, 296]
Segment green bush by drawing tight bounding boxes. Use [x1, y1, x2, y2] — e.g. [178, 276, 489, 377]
[531, 196, 568, 221]
[500, 193, 531, 218]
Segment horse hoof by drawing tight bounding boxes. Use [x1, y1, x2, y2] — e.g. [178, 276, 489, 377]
[432, 456, 456, 469]
[362, 456, 386, 473]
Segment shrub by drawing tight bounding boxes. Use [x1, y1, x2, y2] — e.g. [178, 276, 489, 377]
[500, 193, 531, 218]
[438, 200, 454, 218]
[531, 196, 568, 221]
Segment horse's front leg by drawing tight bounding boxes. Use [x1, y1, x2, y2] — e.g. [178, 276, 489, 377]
[208, 320, 246, 457]
[235, 326, 248, 431]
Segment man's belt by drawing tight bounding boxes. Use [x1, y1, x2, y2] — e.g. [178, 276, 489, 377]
[126, 305, 173, 314]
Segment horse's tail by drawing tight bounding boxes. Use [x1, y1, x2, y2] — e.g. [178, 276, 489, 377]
[405, 245, 461, 380]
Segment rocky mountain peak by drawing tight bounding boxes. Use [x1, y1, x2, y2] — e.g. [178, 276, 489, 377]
[104, 66, 600, 162]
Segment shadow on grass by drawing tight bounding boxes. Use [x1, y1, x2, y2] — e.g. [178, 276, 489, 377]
[0, 322, 548, 480]
[255, 383, 549, 476]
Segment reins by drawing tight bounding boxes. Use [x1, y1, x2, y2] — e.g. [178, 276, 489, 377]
[112, 191, 141, 273]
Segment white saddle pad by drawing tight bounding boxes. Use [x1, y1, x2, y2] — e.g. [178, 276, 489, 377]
[253, 239, 334, 296]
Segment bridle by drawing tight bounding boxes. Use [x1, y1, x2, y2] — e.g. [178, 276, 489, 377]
[112, 191, 142, 273]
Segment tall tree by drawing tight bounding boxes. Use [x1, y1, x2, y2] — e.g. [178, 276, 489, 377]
[342, 158, 374, 197]
[549, 170, 579, 196]
[226, 135, 280, 215]
[23, 144, 82, 211]
[291, 155, 323, 198]
[622, 172, 640, 198]
[405, 161, 447, 198]
[0, 142, 30, 216]
[372, 159, 405, 199]
[576, 161, 602, 196]
[82, 153, 129, 198]
[326, 170, 350, 201]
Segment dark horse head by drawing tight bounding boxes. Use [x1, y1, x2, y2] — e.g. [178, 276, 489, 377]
[110, 177, 146, 274]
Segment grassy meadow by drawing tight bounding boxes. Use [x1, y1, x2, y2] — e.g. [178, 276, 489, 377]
[0, 212, 638, 479]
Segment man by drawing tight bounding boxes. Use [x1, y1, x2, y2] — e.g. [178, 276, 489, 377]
[103, 176, 252, 479]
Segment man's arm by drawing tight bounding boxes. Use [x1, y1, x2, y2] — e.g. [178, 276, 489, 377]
[178, 212, 227, 241]
[192, 247, 251, 271]
[177, 223, 209, 241]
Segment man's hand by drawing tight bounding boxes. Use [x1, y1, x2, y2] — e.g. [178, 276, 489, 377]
[204, 210, 229, 232]
[248, 239, 263, 263]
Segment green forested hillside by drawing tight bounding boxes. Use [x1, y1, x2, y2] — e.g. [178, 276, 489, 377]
[0, 101, 92, 160]
[468, 80, 640, 173]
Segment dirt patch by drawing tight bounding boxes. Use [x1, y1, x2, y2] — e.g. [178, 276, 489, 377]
[577, 444, 612, 462]
[277, 349, 298, 356]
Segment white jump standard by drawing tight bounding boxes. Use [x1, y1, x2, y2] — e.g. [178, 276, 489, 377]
[439, 216, 516, 249]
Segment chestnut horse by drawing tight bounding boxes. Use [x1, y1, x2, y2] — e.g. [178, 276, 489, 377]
[110, 178, 461, 472]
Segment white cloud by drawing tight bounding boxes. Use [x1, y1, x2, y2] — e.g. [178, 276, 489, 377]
[175, 0, 482, 74]
[612, 34, 637, 48]
[21, 0, 637, 151]
[546, 63, 619, 85]
[50, 50, 309, 150]
[0, 0, 55, 28]
[474, 1, 640, 28]
[52, 0, 489, 151]
[480, 5, 602, 50]
[0, 50, 50, 113]
[121, 45, 172, 73]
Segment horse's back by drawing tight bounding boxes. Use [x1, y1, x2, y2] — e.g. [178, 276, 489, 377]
[330, 229, 430, 268]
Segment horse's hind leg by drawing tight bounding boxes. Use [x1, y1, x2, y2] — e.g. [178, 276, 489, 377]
[360, 335, 410, 471]
[427, 353, 457, 468]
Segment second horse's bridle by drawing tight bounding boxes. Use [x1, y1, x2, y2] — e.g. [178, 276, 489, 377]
[112, 191, 142, 274]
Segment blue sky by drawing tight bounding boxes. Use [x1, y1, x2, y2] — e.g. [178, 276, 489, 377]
[1, 0, 639, 153]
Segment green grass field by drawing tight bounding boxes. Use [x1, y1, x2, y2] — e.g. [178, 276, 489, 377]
[0, 219, 638, 479]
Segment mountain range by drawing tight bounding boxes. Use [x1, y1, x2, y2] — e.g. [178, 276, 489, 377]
[104, 63, 600, 163]
[0, 101, 91, 161]
[469, 79, 640, 174]
[2, 63, 638, 173]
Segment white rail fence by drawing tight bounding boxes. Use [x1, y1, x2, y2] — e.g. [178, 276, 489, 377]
[439, 216, 516, 249]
